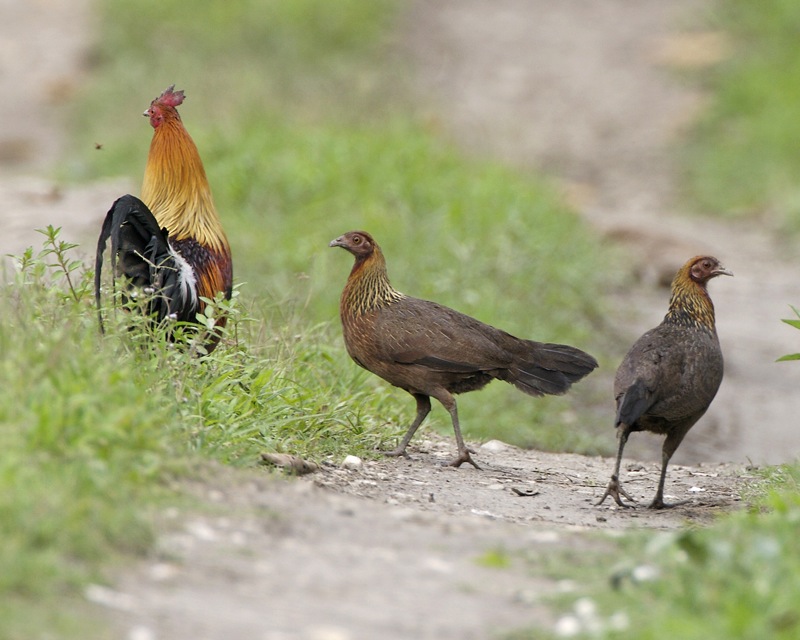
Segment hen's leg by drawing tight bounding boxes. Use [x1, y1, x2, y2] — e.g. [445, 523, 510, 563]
[597, 426, 635, 507]
[434, 392, 480, 470]
[649, 428, 689, 509]
[385, 394, 430, 459]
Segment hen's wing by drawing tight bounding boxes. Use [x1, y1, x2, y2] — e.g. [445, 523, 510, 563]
[373, 297, 513, 372]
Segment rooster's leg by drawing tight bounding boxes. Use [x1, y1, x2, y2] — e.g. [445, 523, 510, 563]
[385, 394, 431, 459]
[597, 426, 635, 507]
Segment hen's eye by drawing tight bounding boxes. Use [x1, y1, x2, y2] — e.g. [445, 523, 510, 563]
[353, 237, 361, 244]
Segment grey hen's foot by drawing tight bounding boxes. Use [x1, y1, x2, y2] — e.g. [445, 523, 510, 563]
[446, 450, 482, 470]
[597, 475, 636, 507]
[648, 496, 689, 510]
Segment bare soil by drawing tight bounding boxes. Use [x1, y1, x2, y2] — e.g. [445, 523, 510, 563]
[4, 1, 797, 638]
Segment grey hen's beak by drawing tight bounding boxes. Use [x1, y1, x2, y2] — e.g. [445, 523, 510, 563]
[329, 236, 346, 248]
[714, 265, 734, 278]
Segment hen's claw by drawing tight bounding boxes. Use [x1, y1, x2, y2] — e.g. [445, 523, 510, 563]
[597, 475, 636, 507]
[384, 447, 412, 460]
[446, 450, 482, 470]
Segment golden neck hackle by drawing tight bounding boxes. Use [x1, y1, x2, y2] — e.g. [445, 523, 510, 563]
[342, 249, 406, 317]
[140, 117, 229, 254]
[664, 268, 716, 331]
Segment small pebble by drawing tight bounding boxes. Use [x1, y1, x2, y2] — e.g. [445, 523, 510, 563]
[84, 584, 136, 612]
[342, 455, 363, 470]
[480, 439, 512, 452]
[148, 562, 179, 582]
[128, 626, 157, 640]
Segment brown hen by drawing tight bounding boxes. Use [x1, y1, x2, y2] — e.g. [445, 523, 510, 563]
[330, 230, 599, 469]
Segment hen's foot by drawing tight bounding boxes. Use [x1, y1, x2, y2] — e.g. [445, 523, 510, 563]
[648, 496, 689, 510]
[384, 447, 411, 460]
[446, 450, 482, 470]
[596, 475, 635, 507]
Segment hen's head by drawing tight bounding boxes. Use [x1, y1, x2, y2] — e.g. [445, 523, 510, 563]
[329, 231, 379, 260]
[144, 85, 185, 129]
[680, 256, 733, 287]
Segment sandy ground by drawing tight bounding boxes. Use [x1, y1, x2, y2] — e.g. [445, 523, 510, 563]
[2, 0, 797, 638]
[104, 440, 754, 640]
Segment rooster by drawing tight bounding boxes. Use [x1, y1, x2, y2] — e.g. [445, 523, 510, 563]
[95, 85, 232, 351]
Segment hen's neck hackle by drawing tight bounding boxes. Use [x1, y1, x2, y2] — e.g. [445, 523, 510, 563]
[140, 109, 229, 255]
[341, 246, 405, 318]
[664, 263, 716, 331]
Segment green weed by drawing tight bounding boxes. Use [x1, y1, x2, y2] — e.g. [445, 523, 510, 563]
[777, 305, 800, 362]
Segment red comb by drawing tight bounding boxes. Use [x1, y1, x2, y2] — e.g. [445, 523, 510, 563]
[153, 85, 185, 108]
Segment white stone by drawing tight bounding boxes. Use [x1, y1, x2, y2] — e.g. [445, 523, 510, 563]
[342, 455, 363, 470]
[84, 584, 136, 612]
[128, 626, 157, 640]
[480, 439, 512, 452]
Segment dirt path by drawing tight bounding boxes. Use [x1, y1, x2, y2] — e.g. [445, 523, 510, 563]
[4, 1, 790, 638]
[404, 0, 800, 467]
[103, 441, 752, 640]
[0, 0, 127, 263]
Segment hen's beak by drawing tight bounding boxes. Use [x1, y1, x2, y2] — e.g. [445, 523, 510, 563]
[714, 265, 734, 277]
[329, 236, 345, 248]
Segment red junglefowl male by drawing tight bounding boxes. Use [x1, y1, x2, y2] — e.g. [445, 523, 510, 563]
[598, 256, 732, 509]
[330, 230, 599, 469]
[95, 85, 232, 351]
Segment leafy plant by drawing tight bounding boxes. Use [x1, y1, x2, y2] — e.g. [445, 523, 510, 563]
[777, 305, 800, 361]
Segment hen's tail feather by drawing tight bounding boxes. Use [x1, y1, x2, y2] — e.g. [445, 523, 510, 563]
[504, 342, 599, 397]
[95, 194, 197, 332]
[615, 378, 650, 428]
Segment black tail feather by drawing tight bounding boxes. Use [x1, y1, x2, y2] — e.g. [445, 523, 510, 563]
[95, 194, 197, 331]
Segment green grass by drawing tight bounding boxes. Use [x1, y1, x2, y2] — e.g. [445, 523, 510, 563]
[680, 0, 800, 229]
[0, 228, 404, 636]
[513, 468, 800, 640]
[0, 232, 177, 635]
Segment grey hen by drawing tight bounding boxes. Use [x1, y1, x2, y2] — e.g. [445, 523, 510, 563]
[598, 255, 732, 509]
